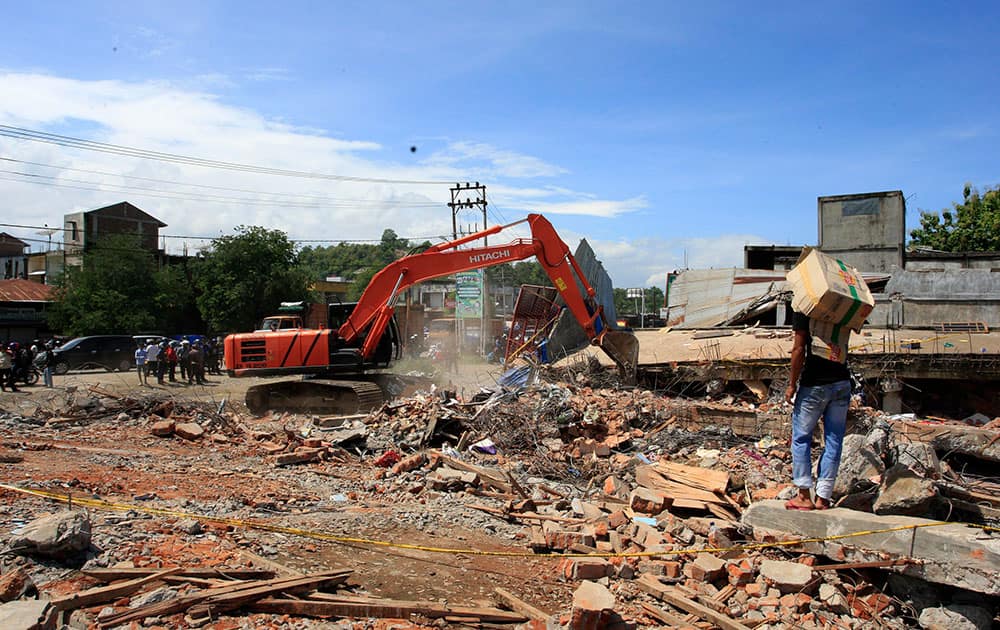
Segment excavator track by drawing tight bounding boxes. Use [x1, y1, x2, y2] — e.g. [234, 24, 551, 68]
[245, 378, 384, 416]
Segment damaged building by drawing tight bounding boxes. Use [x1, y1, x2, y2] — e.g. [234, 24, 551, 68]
[625, 190, 1000, 421]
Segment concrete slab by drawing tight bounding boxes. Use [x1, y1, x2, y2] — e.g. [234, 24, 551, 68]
[742, 500, 1000, 595]
[0, 600, 54, 630]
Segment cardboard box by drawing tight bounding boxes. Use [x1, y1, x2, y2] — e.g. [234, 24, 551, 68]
[808, 319, 850, 363]
[786, 247, 874, 332]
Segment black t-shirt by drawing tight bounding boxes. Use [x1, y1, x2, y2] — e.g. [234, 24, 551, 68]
[793, 312, 850, 386]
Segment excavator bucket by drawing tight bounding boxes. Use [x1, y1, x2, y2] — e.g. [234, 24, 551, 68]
[596, 330, 639, 385]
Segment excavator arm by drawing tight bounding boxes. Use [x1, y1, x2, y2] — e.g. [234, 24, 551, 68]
[339, 214, 638, 380]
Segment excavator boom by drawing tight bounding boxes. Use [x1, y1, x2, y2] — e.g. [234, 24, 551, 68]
[339, 214, 637, 378]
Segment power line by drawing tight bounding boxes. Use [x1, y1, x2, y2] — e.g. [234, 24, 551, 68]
[0, 221, 447, 245]
[0, 168, 443, 210]
[0, 157, 444, 207]
[0, 124, 452, 185]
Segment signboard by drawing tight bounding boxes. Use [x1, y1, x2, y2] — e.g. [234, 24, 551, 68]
[455, 270, 483, 319]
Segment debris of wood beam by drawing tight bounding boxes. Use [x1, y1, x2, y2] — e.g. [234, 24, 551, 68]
[81, 567, 274, 581]
[51, 567, 181, 611]
[494, 587, 551, 621]
[640, 601, 700, 628]
[186, 570, 353, 620]
[97, 569, 350, 628]
[636, 574, 751, 630]
[238, 548, 304, 577]
[251, 595, 529, 623]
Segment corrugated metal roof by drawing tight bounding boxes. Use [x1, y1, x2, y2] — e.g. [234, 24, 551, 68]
[0, 279, 55, 302]
[668, 269, 786, 328]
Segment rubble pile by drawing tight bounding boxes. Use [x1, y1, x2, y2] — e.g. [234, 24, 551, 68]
[1, 375, 999, 629]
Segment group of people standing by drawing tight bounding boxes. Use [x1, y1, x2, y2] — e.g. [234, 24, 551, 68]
[1, 340, 55, 392]
[134, 338, 216, 386]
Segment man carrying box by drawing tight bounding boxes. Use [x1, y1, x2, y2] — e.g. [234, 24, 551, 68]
[784, 312, 852, 510]
[783, 248, 872, 511]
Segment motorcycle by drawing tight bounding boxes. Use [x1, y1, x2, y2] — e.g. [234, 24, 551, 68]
[14, 365, 40, 386]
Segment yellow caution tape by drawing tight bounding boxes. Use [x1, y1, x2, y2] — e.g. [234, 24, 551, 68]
[0, 483, 995, 559]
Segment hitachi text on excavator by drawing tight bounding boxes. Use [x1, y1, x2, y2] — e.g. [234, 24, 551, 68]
[224, 214, 639, 415]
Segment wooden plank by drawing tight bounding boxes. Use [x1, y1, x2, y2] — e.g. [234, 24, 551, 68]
[640, 601, 699, 628]
[81, 567, 274, 582]
[52, 567, 181, 611]
[636, 575, 751, 630]
[436, 454, 511, 491]
[655, 461, 730, 494]
[635, 466, 726, 504]
[494, 588, 551, 621]
[98, 570, 350, 628]
[187, 570, 352, 620]
[251, 596, 529, 623]
[238, 548, 303, 577]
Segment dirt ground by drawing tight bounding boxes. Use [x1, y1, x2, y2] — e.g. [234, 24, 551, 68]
[0, 358, 578, 627]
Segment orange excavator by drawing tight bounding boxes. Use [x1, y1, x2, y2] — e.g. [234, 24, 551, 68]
[224, 214, 639, 414]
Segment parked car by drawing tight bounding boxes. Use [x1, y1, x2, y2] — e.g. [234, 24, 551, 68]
[50, 335, 138, 374]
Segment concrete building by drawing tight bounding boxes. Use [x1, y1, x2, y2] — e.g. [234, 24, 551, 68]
[905, 249, 1000, 271]
[817, 190, 906, 273]
[0, 278, 54, 344]
[0, 233, 29, 280]
[63, 201, 167, 265]
[870, 269, 1000, 329]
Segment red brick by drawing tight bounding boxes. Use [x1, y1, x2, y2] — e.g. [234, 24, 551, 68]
[0, 568, 34, 602]
[864, 593, 892, 615]
[150, 420, 175, 437]
[745, 582, 765, 597]
[174, 422, 204, 441]
[567, 558, 613, 580]
[603, 475, 627, 497]
[391, 452, 426, 475]
[685, 553, 726, 583]
[727, 559, 754, 585]
[662, 560, 683, 578]
[607, 509, 628, 530]
[630, 487, 668, 514]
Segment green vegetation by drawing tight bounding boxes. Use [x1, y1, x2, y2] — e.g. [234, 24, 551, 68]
[48, 234, 167, 335]
[45, 223, 650, 337]
[909, 184, 1000, 252]
[193, 226, 312, 333]
[613, 286, 665, 319]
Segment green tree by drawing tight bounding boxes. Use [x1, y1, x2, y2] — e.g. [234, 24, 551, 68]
[613, 286, 664, 319]
[47, 234, 159, 336]
[909, 184, 1000, 251]
[154, 263, 203, 333]
[193, 226, 311, 332]
[485, 261, 549, 287]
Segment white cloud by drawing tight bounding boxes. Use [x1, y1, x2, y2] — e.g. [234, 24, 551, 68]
[570, 233, 774, 289]
[0, 72, 653, 265]
[427, 141, 567, 178]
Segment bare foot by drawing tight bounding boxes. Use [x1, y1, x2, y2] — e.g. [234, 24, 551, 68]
[814, 497, 831, 510]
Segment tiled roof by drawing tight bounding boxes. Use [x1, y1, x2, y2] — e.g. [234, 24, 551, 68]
[0, 279, 55, 302]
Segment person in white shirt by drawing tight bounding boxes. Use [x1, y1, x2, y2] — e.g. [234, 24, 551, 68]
[145, 341, 160, 381]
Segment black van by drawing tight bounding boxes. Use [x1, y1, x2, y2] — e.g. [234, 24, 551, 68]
[51, 335, 137, 374]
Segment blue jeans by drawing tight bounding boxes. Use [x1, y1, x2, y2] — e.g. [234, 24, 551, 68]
[43, 366, 53, 388]
[792, 380, 851, 500]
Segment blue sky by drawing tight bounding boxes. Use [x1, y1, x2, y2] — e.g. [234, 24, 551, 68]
[1, 1, 997, 288]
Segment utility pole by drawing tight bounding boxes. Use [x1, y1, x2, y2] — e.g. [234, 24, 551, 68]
[447, 183, 490, 357]
[448, 182, 487, 240]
